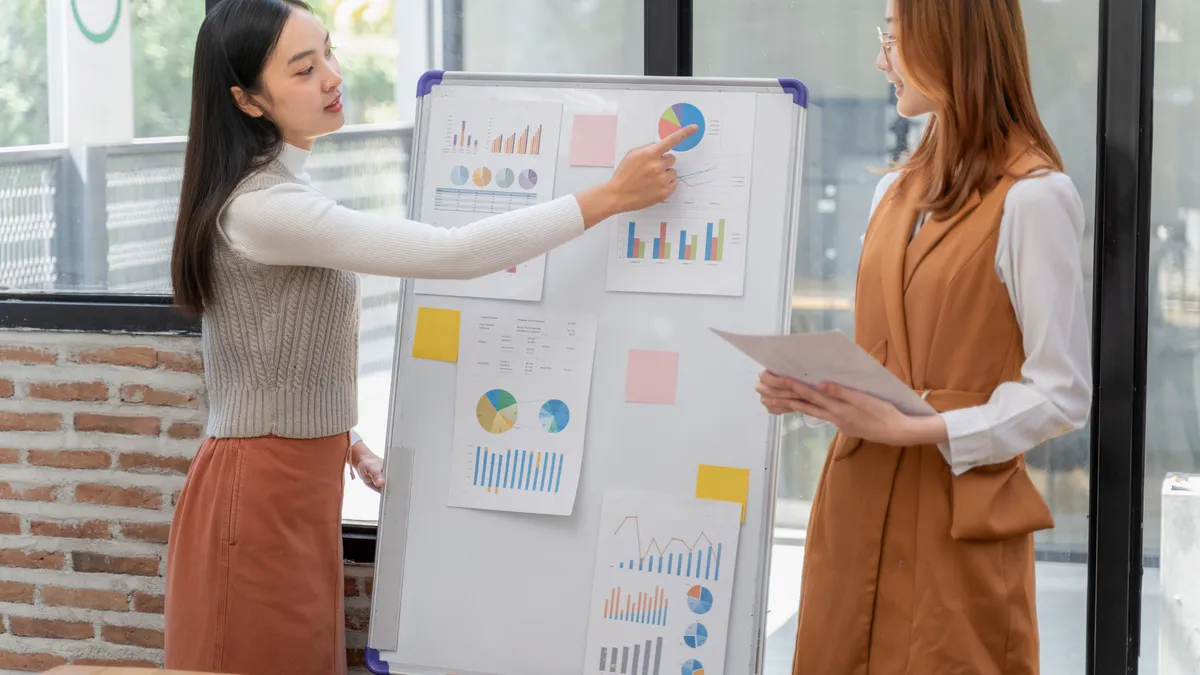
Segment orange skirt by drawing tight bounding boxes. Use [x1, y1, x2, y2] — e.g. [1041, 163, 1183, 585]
[164, 433, 351, 675]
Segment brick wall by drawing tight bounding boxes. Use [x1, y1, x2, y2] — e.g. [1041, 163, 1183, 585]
[0, 331, 373, 673]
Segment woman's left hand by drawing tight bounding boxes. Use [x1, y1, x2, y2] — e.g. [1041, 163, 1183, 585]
[756, 372, 948, 447]
[350, 441, 386, 493]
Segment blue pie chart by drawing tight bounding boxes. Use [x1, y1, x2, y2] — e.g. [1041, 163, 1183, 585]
[450, 165, 469, 185]
[539, 399, 570, 433]
[687, 585, 713, 614]
[681, 659, 704, 675]
[684, 622, 708, 648]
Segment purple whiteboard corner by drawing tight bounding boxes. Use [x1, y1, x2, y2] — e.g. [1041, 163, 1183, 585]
[777, 78, 809, 108]
[365, 647, 391, 674]
[416, 69, 445, 97]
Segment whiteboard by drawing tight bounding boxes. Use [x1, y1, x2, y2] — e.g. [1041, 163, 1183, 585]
[367, 71, 808, 675]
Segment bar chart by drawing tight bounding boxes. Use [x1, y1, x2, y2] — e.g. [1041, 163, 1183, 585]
[598, 637, 663, 675]
[607, 213, 746, 295]
[617, 543, 724, 582]
[447, 119, 480, 153]
[445, 119, 544, 157]
[602, 585, 668, 627]
[620, 219, 726, 262]
[471, 447, 564, 494]
[491, 124, 543, 155]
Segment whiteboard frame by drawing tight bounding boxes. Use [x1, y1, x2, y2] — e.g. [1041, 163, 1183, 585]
[366, 71, 809, 675]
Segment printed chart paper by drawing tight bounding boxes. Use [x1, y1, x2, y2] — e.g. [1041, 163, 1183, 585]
[584, 489, 743, 675]
[606, 93, 757, 297]
[415, 97, 565, 301]
[448, 308, 597, 515]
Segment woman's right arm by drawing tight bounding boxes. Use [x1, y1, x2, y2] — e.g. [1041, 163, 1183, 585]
[223, 185, 589, 280]
[222, 125, 698, 280]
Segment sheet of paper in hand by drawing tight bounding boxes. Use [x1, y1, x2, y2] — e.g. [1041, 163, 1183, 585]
[711, 328, 937, 417]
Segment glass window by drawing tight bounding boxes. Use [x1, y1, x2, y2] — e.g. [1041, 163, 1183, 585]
[1143, 1, 1200, 672]
[693, 1, 1098, 672]
[308, 0, 399, 125]
[0, 0, 50, 148]
[131, 0, 205, 138]
[456, 0, 642, 75]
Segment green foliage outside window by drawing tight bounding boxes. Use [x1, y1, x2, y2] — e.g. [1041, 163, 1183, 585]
[0, 0, 397, 147]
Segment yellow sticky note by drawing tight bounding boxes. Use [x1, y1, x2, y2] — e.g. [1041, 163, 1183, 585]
[696, 464, 751, 523]
[412, 307, 461, 362]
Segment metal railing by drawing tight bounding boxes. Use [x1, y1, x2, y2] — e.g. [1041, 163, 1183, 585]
[0, 123, 413, 375]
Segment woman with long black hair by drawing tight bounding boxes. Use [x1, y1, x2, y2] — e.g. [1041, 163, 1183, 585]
[164, 1, 694, 673]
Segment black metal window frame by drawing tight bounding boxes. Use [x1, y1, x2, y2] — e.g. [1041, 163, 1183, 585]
[5, 4, 1157, 669]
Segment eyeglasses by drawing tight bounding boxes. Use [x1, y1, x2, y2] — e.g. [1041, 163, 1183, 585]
[877, 26, 897, 69]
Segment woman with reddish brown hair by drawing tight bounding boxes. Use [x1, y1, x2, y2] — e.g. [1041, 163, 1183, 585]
[756, 0, 1091, 672]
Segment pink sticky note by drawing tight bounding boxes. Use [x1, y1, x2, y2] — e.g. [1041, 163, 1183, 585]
[625, 349, 679, 405]
[569, 115, 619, 167]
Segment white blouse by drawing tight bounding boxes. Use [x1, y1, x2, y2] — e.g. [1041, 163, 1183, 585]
[805, 171, 1093, 475]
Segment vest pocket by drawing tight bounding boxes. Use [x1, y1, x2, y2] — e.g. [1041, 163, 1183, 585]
[867, 337, 888, 366]
[831, 432, 864, 461]
[949, 456, 1054, 541]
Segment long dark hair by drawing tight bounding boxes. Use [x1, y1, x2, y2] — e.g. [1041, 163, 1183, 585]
[171, 0, 311, 316]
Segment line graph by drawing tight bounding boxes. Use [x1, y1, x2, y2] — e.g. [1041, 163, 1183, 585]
[611, 516, 725, 581]
[677, 165, 721, 188]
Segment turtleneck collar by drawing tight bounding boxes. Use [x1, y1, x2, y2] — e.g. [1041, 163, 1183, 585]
[278, 142, 311, 178]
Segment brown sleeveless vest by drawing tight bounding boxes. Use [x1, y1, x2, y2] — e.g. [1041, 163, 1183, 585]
[792, 140, 1056, 675]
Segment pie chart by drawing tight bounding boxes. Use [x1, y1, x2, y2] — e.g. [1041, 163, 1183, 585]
[681, 659, 704, 675]
[472, 166, 492, 187]
[684, 623, 708, 648]
[495, 167, 515, 188]
[538, 399, 570, 433]
[450, 165, 469, 186]
[476, 389, 518, 434]
[659, 103, 706, 152]
[686, 585, 713, 614]
[519, 169, 538, 190]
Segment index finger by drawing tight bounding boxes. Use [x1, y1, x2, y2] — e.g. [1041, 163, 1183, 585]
[655, 124, 698, 153]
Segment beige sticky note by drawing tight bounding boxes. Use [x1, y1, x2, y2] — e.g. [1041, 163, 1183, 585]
[696, 464, 751, 523]
[412, 307, 461, 362]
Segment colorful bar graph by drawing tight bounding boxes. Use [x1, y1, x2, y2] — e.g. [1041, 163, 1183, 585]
[603, 586, 667, 627]
[623, 219, 725, 261]
[490, 125, 543, 156]
[451, 120, 480, 151]
[704, 218, 725, 261]
[471, 447, 563, 494]
[617, 544, 724, 581]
